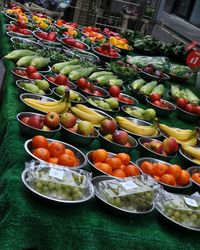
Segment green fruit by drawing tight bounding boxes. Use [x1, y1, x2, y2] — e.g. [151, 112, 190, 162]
[39, 90, 45, 95]
[70, 91, 79, 101]
[105, 98, 119, 109]
[24, 83, 40, 93]
[56, 85, 67, 96]
[35, 80, 49, 91]
[99, 100, 111, 110]
[143, 109, 156, 121]
[131, 110, 144, 119]
[88, 98, 98, 107]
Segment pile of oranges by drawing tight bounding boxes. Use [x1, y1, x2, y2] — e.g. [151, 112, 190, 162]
[139, 161, 190, 187]
[192, 172, 200, 185]
[31, 135, 80, 167]
[90, 149, 140, 178]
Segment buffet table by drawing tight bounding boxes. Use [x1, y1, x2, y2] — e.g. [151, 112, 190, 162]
[0, 13, 200, 250]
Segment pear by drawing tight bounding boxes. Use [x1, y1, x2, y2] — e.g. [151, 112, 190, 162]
[143, 109, 156, 121]
[24, 83, 40, 93]
[35, 80, 49, 91]
[105, 98, 119, 109]
[70, 91, 79, 101]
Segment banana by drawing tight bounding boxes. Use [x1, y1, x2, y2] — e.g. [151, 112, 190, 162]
[182, 145, 200, 161]
[75, 104, 104, 117]
[115, 116, 157, 136]
[175, 134, 198, 146]
[191, 158, 200, 165]
[159, 123, 196, 141]
[71, 107, 105, 125]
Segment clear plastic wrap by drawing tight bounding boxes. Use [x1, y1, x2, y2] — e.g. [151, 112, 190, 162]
[156, 190, 200, 229]
[96, 175, 160, 212]
[167, 64, 192, 78]
[24, 160, 93, 201]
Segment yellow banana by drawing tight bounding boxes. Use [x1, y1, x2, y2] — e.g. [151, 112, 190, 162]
[115, 116, 157, 136]
[191, 158, 200, 165]
[75, 104, 104, 118]
[175, 134, 198, 146]
[182, 145, 200, 161]
[159, 123, 196, 141]
[23, 98, 63, 107]
[71, 107, 105, 125]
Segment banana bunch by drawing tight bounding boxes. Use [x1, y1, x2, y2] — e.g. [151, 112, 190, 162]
[71, 104, 106, 126]
[181, 145, 200, 164]
[23, 91, 71, 114]
[115, 116, 158, 136]
[159, 124, 199, 146]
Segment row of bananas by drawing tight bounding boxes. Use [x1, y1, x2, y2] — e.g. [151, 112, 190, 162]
[181, 145, 200, 164]
[115, 116, 158, 136]
[158, 124, 199, 146]
[23, 92, 71, 114]
[71, 104, 107, 126]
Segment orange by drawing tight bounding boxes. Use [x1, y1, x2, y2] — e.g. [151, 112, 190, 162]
[140, 161, 155, 176]
[112, 169, 126, 178]
[48, 157, 59, 164]
[176, 170, 190, 186]
[155, 163, 168, 177]
[154, 175, 161, 182]
[59, 154, 76, 167]
[106, 157, 122, 170]
[32, 135, 48, 149]
[124, 164, 140, 177]
[160, 174, 176, 186]
[74, 157, 80, 166]
[33, 148, 50, 161]
[120, 164, 126, 171]
[64, 149, 75, 157]
[96, 163, 112, 175]
[116, 153, 130, 165]
[192, 173, 200, 184]
[48, 142, 65, 157]
[92, 149, 108, 163]
[166, 164, 182, 180]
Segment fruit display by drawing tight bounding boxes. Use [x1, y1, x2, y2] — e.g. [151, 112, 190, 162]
[181, 145, 200, 165]
[137, 159, 190, 187]
[71, 104, 111, 126]
[140, 64, 168, 80]
[55, 87, 84, 103]
[6, 23, 32, 36]
[88, 149, 141, 178]
[123, 106, 156, 122]
[20, 112, 60, 130]
[62, 27, 79, 38]
[158, 124, 199, 146]
[109, 36, 131, 50]
[61, 37, 88, 50]
[28, 135, 82, 168]
[17, 79, 50, 95]
[13, 67, 43, 80]
[94, 43, 119, 58]
[140, 137, 178, 157]
[22, 90, 71, 114]
[24, 162, 92, 201]
[97, 176, 157, 212]
[82, 26, 105, 44]
[34, 30, 58, 42]
[149, 93, 173, 109]
[156, 190, 200, 230]
[88, 96, 119, 112]
[116, 116, 159, 137]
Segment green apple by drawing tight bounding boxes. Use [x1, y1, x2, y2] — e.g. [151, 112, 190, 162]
[56, 85, 67, 96]
[35, 80, 50, 91]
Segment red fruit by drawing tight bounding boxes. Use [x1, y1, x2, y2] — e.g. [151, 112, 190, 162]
[28, 115, 44, 129]
[47, 32, 57, 42]
[176, 98, 188, 109]
[15, 69, 28, 77]
[118, 95, 133, 104]
[109, 86, 121, 97]
[60, 112, 77, 129]
[64, 37, 76, 46]
[21, 117, 30, 124]
[150, 93, 161, 102]
[37, 32, 48, 40]
[75, 42, 85, 50]
[163, 137, 179, 154]
[47, 76, 55, 83]
[100, 119, 117, 135]
[153, 100, 163, 107]
[44, 112, 60, 129]
[184, 103, 195, 113]
[109, 52, 118, 58]
[93, 90, 103, 96]
[26, 66, 37, 76]
[30, 72, 43, 80]
[77, 78, 87, 89]
[54, 75, 68, 85]
[194, 106, 200, 115]
[112, 130, 129, 145]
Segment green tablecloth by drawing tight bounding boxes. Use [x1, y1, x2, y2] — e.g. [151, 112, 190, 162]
[0, 13, 200, 250]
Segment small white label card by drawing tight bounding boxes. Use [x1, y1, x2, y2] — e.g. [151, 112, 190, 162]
[49, 168, 65, 180]
[184, 197, 198, 208]
[121, 180, 138, 190]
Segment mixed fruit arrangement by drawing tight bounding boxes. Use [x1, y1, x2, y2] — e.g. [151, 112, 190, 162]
[3, 3, 200, 229]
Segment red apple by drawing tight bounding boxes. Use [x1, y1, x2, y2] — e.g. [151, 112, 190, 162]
[44, 112, 60, 129]
[163, 137, 179, 154]
[77, 78, 87, 89]
[150, 93, 161, 102]
[28, 115, 44, 129]
[77, 121, 94, 136]
[100, 119, 117, 135]
[21, 116, 30, 124]
[148, 140, 163, 153]
[60, 112, 76, 128]
[112, 130, 129, 145]
[109, 86, 121, 97]
[154, 144, 163, 154]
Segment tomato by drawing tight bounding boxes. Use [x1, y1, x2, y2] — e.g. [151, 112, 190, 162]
[30, 72, 43, 80]
[32, 135, 48, 149]
[59, 154, 76, 167]
[47, 76, 55, 83]
[19, 29, 31, 35]
[48, 142, 65, 157]
[17, 20, 27, 29]
[176, 98, 188, 109]
[26, 66, 37, 76]
[93, 90, 102, 96]
[109, 86, 121, 97]
[194, 106, 200, 115]
[153, 100, 163, 107]
[15, 69, 28, 77]
[47, 32, 57, 42]
[33, 148, 50, 161]
[37, 32, 48, 40]
[77, 78, 87, 89]
[54, 75, 68, 85]
[184, 103, 195, 113]
[64, 37, 76, 46]
[150, 93, 161, 102]
[75, 42, 85, 50]
[109, 52, 118, 58]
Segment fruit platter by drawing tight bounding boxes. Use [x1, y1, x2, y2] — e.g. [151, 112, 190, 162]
[2, 3, 200, 247]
